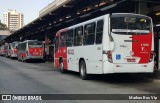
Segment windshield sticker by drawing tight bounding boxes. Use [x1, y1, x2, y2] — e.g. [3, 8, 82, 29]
[116, 54, 121, 60]
[112, 29, 149, 33]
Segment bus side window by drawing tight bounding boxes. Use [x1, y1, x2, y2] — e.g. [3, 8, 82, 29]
[9, 44, 11, 49]
[84, 22, 95, 45]
[21, 43, 23, 51]
[22, 43, 24, 51]
[60, 32, 66, 47]
[19, 44, 20, 50]
[20, 44, 22, 51]
[18, 44, 20, 50]
[96, 20, 104, 44]
[74, 26, 83, 46]
[54, 37, 59, 52]
[24, 43, 25, 51]
[66, 29, 73, 47]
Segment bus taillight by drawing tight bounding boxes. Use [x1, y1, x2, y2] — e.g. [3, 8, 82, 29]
[2, 50, 4, 53]
[149, 51, 155, 62]
[107, 51, 113, 63]
[14, 48, 17, 54]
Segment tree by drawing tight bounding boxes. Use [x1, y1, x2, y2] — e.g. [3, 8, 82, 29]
[0, 22, 7, 30]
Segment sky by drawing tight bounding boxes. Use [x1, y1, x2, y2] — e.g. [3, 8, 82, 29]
[0, 0, 54, 25]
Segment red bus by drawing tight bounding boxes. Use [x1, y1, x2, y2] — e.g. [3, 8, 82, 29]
[17, 40, 43, 62]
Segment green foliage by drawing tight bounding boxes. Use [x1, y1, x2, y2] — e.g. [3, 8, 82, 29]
[0, 22, 7, 30]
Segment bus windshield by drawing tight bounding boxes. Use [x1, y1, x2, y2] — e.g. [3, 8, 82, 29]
[1, 46, 5, 49]
[12, 43, 18, 48]
[28, 42, 42, 48]
[111, 14, 151, 35]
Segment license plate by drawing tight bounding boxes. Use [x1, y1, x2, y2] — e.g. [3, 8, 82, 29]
[33, 52, 38, 55]
[127, 58, 136, 62]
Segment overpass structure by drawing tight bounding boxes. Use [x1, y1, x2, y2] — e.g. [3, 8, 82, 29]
[0, 30, 10, 41]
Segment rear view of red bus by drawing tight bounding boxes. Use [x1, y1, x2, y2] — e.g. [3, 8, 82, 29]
[17, 40, 43, 62]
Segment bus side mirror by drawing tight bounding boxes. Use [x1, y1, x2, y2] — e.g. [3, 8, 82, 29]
[110, 42, 115, 51]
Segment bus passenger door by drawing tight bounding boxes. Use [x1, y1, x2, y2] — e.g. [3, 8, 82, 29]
[54, 37, 59, 68]
[67, 47, 75, 71]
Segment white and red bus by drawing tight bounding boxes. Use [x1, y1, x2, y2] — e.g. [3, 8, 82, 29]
[10, 41, 19, 58]
[17, 40, 43, 62]
[54, 13, 154, 79]
[0, 45, 6, 56]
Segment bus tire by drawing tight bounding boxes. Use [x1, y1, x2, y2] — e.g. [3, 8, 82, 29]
[80, 60, 89, 80]
[59, 60, 65, 73]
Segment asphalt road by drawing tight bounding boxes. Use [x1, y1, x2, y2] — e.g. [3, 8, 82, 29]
[0, 56, 160, 103]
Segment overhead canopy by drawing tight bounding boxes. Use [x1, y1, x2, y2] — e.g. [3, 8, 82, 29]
[1, 0, 160, 44]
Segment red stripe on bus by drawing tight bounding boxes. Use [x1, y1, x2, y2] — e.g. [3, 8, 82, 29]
[132, 33, 152, 64]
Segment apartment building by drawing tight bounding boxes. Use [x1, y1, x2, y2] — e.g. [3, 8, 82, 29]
[3, 10, 24, 31]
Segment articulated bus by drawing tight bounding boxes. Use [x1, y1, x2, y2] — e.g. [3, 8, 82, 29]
[17, 40, 43, 62]
[0, 45, 6, 56]
[54, 13, 154, 79]
[10, 41, 19, 58]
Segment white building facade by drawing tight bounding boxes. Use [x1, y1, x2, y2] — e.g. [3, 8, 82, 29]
[3, 10, 24, 31]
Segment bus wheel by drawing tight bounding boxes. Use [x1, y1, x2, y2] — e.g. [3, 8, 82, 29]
[80, 60, 88, 80]
[59, 60, 65, 73]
